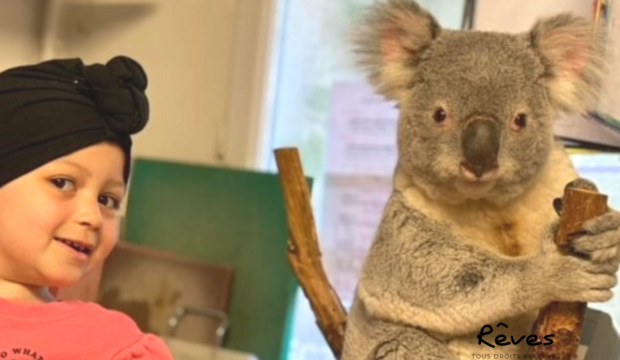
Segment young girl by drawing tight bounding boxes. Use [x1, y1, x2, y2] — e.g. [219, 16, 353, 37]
[0, 56, 174, 359]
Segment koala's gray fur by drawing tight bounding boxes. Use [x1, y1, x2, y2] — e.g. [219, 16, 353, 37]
[342, 1, 620, 359]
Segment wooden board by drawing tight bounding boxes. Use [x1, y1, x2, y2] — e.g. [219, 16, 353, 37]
[97, 241, 234, 346]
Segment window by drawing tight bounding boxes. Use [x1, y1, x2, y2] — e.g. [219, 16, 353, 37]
[267, 1, 467, 358]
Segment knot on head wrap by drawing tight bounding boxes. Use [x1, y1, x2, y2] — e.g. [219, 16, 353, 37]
[0, 56, 150, 187]
[81, 56, 149, 135]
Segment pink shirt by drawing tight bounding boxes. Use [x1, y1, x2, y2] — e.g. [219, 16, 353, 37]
[0, 298, 174, 360]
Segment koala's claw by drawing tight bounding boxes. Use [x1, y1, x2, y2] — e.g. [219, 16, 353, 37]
[566, 229, 589, 243]
[564, 212, 620, 263]
[553, 198, 563, 217]
[582, 211, 620, 234]
[570, 231, 619, 252]
[577, 290, 614, 303]
[570, 236, 620, 263]
[565, 178, 599, 192]
[586, 261, 620, 275]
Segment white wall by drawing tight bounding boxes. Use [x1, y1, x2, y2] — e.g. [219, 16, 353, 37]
[0, 0, 277, 170]
[228, 0, 279, 168]
[474, 0, 592, 32]
[0, 0, 42, 69]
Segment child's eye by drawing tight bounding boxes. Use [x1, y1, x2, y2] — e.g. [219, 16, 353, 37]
[51, 178, 76, 191]
[98, 195, 121, 210]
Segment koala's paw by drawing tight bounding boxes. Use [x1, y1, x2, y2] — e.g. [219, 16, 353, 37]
[548, 253, 618, 303]
[539, 219, 619, 303]
[567, 211, 620, 263]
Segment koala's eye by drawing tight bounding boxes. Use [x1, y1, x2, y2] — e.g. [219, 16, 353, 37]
[433, 108, 447, 123]
[512, 113, 527, 131]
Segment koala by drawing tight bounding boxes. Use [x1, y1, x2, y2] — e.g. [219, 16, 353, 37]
[342, 1, 620, 359]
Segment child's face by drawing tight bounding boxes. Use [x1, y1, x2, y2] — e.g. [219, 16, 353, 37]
[0, 141, 126, 293]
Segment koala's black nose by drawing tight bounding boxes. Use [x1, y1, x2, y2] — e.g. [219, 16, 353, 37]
[461, 118, 501, 178]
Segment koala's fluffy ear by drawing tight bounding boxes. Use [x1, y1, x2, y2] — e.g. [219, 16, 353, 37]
[352, 0, 440, 100]
[530, 14, 606, 113]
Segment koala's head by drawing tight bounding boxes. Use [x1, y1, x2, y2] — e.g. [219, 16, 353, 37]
[353, 0, 605, 205]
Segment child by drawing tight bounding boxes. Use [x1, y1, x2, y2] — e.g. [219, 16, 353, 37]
[0, 56, 174, 359]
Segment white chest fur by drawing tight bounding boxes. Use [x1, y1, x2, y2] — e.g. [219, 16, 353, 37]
[400, 146, 578, 257]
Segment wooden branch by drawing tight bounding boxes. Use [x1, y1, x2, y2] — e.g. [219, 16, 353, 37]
[274, 147, 348, 359]
[529, 187, 608, 359]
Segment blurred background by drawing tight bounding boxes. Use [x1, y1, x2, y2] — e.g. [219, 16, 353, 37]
[2, 0, 620, 359]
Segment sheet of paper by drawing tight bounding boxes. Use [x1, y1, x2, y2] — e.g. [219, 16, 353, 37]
[320, 176, 392, 302]
[326, 82, 399, 176]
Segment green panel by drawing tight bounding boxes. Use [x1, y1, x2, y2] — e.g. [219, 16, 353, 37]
[125, 158, 306, 360]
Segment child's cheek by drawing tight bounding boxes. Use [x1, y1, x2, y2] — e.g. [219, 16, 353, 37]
[97, 219, 121, 259]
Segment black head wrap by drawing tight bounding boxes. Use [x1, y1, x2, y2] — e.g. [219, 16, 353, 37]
[0, 56, 149, 187]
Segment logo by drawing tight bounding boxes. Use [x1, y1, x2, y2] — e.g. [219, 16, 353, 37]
[0, 348, 45, 360]
[477, 322, 554, 348]
[471, 323, 561, 359]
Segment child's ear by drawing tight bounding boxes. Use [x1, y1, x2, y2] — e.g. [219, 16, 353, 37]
[351, 0, 441, 101]
[530, 13, 606, 113]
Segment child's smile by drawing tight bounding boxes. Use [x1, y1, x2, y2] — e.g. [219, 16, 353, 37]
[0, 141, 126, 302]
[54, 236, 94, 258]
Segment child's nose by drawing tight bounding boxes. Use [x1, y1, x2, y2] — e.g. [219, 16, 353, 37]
[75, 197, 103, 229]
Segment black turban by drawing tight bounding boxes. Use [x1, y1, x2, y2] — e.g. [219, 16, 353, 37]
[0, 56, 149, 187]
